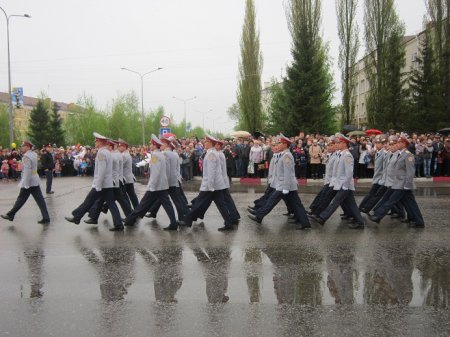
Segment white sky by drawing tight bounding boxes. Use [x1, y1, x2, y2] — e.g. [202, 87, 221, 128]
[1, 0, 426, 134]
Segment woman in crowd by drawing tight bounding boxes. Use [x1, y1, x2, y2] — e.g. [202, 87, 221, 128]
[249, 140, 264, 178]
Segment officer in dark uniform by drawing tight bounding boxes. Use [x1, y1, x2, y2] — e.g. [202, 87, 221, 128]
[64, 132, 124, 231]
[1, 140, 50, 224]
[40, 143, 55, 194]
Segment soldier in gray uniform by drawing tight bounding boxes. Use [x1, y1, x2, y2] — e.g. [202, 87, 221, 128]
[118, 138, 139, 208]
[309, 134, 365, 229]
[122, 134, 178, 230]
[248, 134, 310, 229]
[1, 140, 50, 224]
[65, 133, 124, 231]
[369, 135, 424, 227]
[178, 134, 234, 231]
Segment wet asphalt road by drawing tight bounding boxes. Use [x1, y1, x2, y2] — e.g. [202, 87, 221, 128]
[1, 177, 450, 337]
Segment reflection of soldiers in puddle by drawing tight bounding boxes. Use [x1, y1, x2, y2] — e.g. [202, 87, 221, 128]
[9, 227, 49, 298]
[364, 242, 414, 305]
[416, 248, 450, 308]
[326, 245, 356, 305]
[137, 246, 183, 303]
[192, 246, 231, 303]
[263, 245, 323, 305]
[244, 248, 263, 303]
[76, 236, 136, 301]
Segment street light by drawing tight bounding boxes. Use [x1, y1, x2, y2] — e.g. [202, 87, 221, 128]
[0, 7, 31, 145]
[196, 109, 212, 131]
[173, 96, 196, 137]
[121, 66, 162, 145]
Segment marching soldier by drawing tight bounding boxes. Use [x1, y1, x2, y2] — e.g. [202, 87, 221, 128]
[40, 143, 55, 194]
[178, 134, 234, 231]
[369, 135, 424, 227]
[122, 134, 178, 230]
[1, 140, 50, 224]
[64, 133, 124, 231]
[118, 138, 139, 208]
[309, 134, 365, 229]
[248, 134, 310, 229]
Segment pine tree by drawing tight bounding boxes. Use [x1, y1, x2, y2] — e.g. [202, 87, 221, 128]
[28, 99, 50, 147]
[49, 102, 65, 146]
[237, 0, 263, 134]
[282, 0, 336, 135]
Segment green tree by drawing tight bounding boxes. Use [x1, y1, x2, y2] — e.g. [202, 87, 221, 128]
[28, 99, 50, 147]
[0, 104, 10, 148]
[266, 79, 287, 134]
[336, 0, 359, 125]
[237, 0, 263, 133]
[282, 0, 336, 135]
[108, 92, 141, 145]
[49, 102, 65, 146]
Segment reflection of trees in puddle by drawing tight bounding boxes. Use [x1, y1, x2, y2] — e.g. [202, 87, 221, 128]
[416, 248, 450, 308]
[364, 243, 414, 306]
[326, 245, 356, 305]
[263, 245, 323, 305]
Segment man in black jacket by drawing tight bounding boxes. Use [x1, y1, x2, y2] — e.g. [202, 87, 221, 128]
[40, 144, 55, 194]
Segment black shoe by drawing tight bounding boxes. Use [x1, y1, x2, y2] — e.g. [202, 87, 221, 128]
[177, 220, 192, 228]
[101, 206, 108, 214]
[65, 216, 80, 225]
[296, 224, 311, 230]
[247, 206, 255, 211]
[123, 220, 135, 227]
[163, 224, 178, 231]
[247, 214, 262, 224]
[348, 222, 365, 229]
[248, 209, 256, 216]
[231, 219, 240, 225]
[408, 221, 425, 228]
[109, 226, 124, 232]
[84, 218, 98, 225]
[38, 219, 50, 225]
[368, 215, 381, 224]
[1, 214, 13, 221]
[309, 214, 325, 226]
[359, 208, 369, 214]
[390, 213, 402, 219]
[46, 191, 54, 194]
[218, 225, 234, 231]
[145, 213, 157, 218]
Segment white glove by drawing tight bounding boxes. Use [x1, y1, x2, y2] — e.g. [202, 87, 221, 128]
[96, 187, 102, 192]
[282, 189, 289, 195]
[210, 189, 215, 192]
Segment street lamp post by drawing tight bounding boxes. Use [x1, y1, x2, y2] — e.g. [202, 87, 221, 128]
[173, 96, 196, 137]
[0, 7, 31, 146]
[121, 66, 162, 145]
[196, 109, 212, 131]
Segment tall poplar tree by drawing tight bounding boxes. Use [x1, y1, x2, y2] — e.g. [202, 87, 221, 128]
[28, 99, 50, 147]
[364, 0, 406, 129]
[282, 0, 335, 135]
[336, 0, 359, 125]
[237, 0, 263, 134]
[49, 102, 65, 146]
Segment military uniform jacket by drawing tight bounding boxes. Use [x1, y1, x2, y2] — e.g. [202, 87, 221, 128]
[111, 151, 123, 188]
[273, 150, 298, 192]
[323, 152, 337, 186]
[200, 149, 226, 192]
[333, 149, 355, 191]
[19, 150, 40, 189]
[391, 150, 415, 190]
[329, 151, 341, 188]
[267, 153, 279, 186]
[384, 151, 400, 188]
[92, 147, 114, 191]
[122, 150, 135, 184]
[147, 150, 169, 192]
[218, 151, 230, 189]
[163, 150, 180, 187]
[173, 150, 183, 184]
[40, 151, 54, 170]
[372, 150, 386, 185]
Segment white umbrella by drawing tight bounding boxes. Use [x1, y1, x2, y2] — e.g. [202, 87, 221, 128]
[231, 130, 251, 138]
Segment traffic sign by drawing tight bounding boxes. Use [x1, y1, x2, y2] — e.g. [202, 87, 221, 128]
[160, 127, 171, 136]
[160, 116, 171, 127]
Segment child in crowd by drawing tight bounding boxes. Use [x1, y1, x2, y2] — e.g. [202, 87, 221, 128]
[1, 160, 9, 180]
[55, 159, 62, 177]
[80, 159, 88, 176]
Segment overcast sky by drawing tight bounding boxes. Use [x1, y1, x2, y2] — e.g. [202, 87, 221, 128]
[1, 0, 426, 134]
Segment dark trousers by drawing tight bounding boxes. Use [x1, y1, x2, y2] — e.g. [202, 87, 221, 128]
[195, 189, 240, 221]
[45, 170, 53, 193]
[7, 186, 50, 221]
[72, 188, 122, 227]
[254, 185, 275, 208]
[125, 190, 177, 226]
[313, 186, 336, 216]
[310, 184, 329, 212]
[374, 189, 423, 224]
[373, 188, 405, 217]
[185, 190, 232, 226]
[88, 187, 133, 221]
[125, 183, 139, 208]
[359, 184, 387, 212]
[149, 186, 190, 221]
[401, 190, 424, 225]
[319, 189, 364, 224]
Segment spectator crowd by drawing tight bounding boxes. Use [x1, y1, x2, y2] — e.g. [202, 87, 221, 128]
[1, 130, 450, 182]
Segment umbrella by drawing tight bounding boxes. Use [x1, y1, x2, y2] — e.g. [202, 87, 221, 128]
[347, 130, 366, 136]
[231, 130, 251, 138]
[365, 129, 382, 135]
[438, 128, 450, 136]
